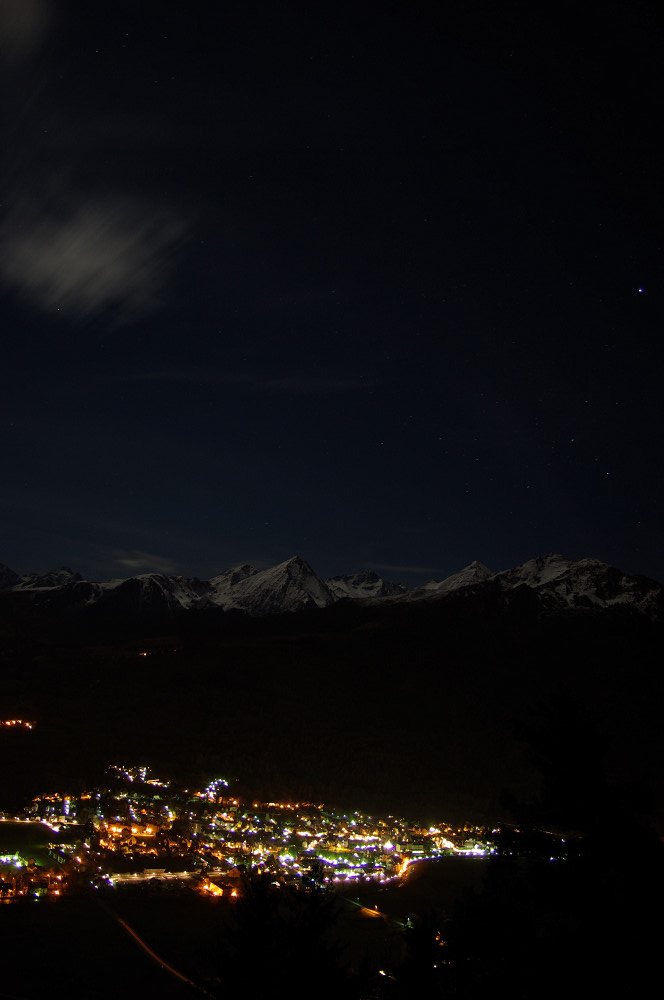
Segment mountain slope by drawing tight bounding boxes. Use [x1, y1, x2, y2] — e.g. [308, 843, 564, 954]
[218, 556, 335, 615]
[412, 560, 495, 597]
[0, 553, 661, 626]
[494, 553, 663, 617]
[326, 570, 408, 600]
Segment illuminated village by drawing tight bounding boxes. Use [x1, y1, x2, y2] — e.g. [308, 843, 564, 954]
[0, 764, 496, 902]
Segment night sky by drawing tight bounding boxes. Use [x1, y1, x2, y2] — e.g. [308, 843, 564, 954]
[1, 0, 662, 588]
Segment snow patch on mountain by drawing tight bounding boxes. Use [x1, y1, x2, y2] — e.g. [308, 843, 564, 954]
[495, 553, 575, 590]
[209, 556, 335, 615]
[417, 560, 495, 596]
[0, 552, 661, 619]
[207, 564, 258, 606]
[15, 567, 82, 589]
[495, 553, 662, 615]
[326, 570, 408, 600]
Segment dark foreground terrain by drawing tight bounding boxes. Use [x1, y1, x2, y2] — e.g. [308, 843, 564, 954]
[1, 586, 662, 827]
[2, 843, 662, 1000]
[1, 584, 663, 997]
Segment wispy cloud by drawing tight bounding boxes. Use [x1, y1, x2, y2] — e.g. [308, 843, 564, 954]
[135, 367, 370, 394]
[259, 373, 369, 394]
[253, 287, 339, 309]
[0, 0, 54, 67]
[114, 550, 178, 575]
[367, 562, 437, 575]
[0, 192, 186, 324]
[0, 2, 189, 326]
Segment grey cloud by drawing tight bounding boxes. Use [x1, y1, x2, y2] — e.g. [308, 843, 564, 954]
[254, 287, 339, 309]
[0, 0, 54, 66]
[114, 551, 178, 575]
[135, 367, 369, 394]
[1, 193, 186, 323]
[261, 373, 368, 394]
[367, 562, 437, 575]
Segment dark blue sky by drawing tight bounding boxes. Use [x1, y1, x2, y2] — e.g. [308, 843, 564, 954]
[1, 0, 662, 586]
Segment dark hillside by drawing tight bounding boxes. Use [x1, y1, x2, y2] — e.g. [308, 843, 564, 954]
[1, 588, 661, 827]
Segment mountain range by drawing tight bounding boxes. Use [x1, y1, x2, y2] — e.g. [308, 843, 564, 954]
[0, 552, 661, 626]
[1, 551, 663, 826]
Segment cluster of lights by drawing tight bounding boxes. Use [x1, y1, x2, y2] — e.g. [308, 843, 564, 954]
[0, 853, 23, 867]
[0, 720, 34, 728]
[200, 778, 229, 801]
[265, 801, 323, 810]
[108, 764, 151, 783]
[9, 764, 504, 903]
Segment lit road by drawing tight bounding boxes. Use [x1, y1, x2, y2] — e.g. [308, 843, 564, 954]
[95, 897, 214, 997]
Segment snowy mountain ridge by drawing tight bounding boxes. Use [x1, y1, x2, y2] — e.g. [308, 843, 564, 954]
[0, 553, 661, 620]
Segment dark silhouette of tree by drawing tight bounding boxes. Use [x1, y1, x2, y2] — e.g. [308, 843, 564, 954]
[443, 687, 664, 998]
[213, 868, 367, 998]
[300, 857, 325, 890]
[504, 685, 610, 834]
[387, 909, 447, 998]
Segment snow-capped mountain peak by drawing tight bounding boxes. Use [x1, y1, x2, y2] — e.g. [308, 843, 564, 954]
[204, 556, 335, 615]
[15, 566, 82, 589]
[0, 553, 660, 620]
[495, 552, 575, 589]
[209, 564, 257, 589]
[407, 560, 495, 600]
[425, 560, 495, 595]
[325, 570, 408, 600]
[494, 553, 661, 615]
